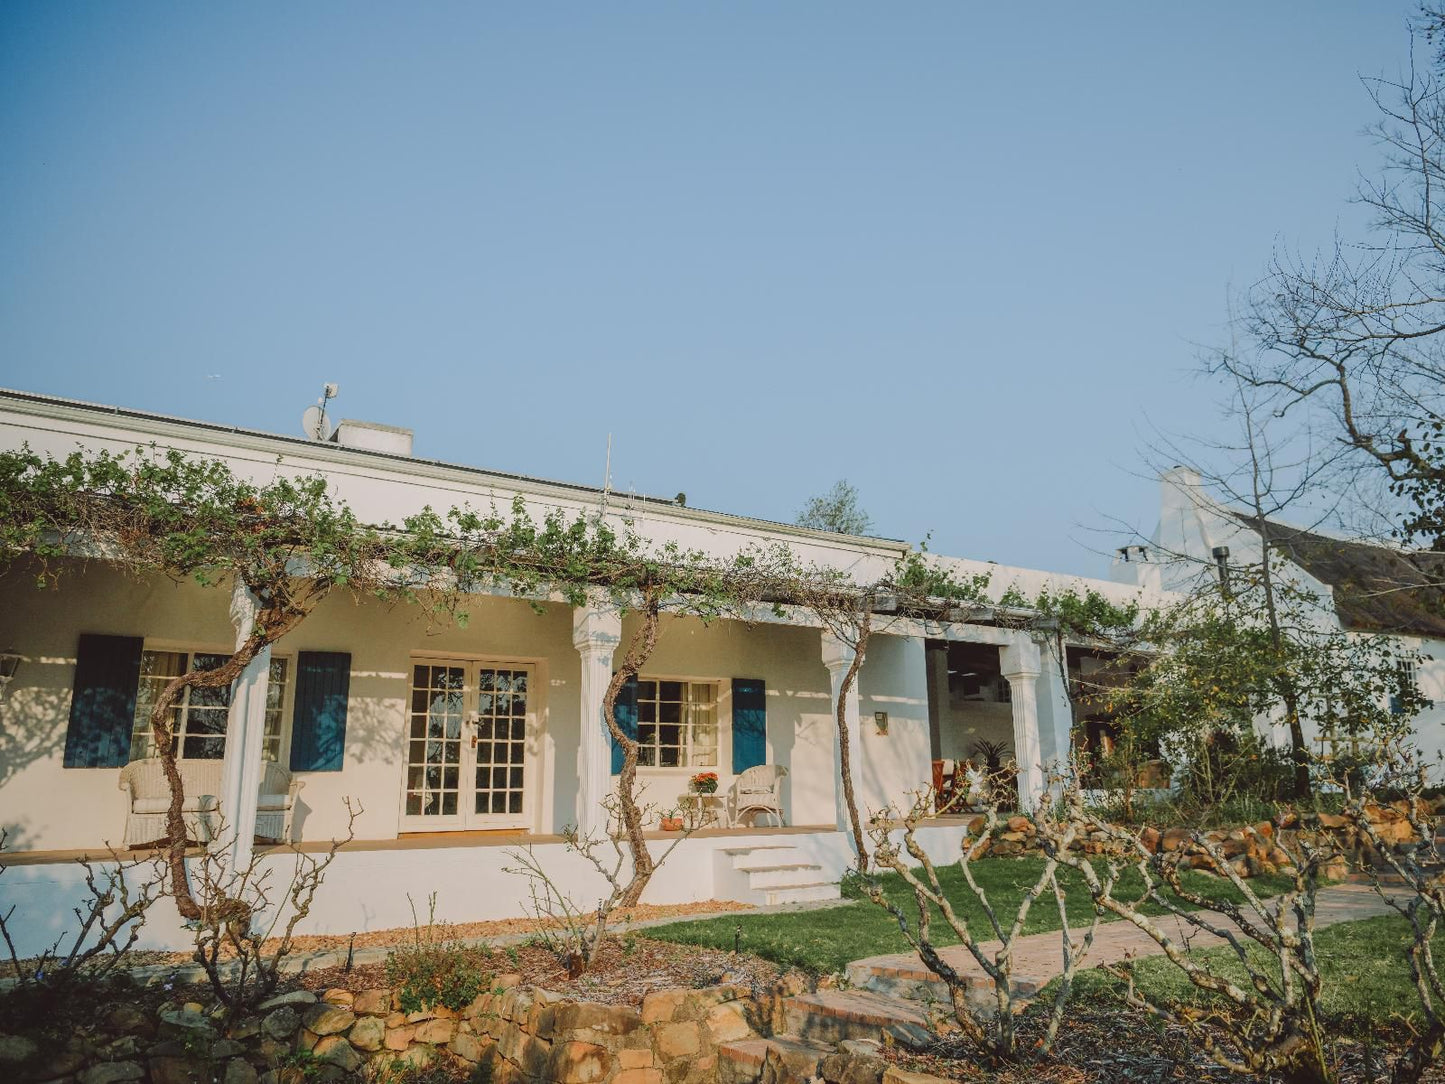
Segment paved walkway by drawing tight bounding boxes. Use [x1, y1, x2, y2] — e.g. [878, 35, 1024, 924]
[847, 883, 1399, 994]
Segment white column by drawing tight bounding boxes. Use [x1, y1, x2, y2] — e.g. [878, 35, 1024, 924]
[572, 597, 622, 837]
[1034, 636, 1075, 792]
[999, 637, 1045, 812]
[219, 581, 272, 874]
[821, 631, 862, 833]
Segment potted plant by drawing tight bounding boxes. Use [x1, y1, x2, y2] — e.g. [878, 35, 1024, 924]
[659, 807, 684, 831]
[689, 771, 719, 795]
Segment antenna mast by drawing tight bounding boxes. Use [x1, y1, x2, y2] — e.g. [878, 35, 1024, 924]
[600, 433, 613, 517]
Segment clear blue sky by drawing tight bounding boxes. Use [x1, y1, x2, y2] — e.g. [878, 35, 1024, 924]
[0, 3, 1421, 575]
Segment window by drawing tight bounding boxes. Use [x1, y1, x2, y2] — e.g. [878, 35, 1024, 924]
[1391, 660, 1419, 716]
[635, 679, 717, 768]
[129, 649, 290, 761]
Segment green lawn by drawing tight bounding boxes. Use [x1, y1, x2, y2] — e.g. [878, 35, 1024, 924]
[645, 858, 1294, 975]
[1069, 914, 1430, 1030]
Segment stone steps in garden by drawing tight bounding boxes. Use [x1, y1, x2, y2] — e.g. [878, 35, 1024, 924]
[780, 989, 933, 1047]
[715, 844, 842, 907]
[846, 948, 1044, 1010]
[716, 1035, 836, 1084]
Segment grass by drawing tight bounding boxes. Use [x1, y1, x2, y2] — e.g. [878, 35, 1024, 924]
[646, 857, 1294, 975]
[1068, 914, 1432, 1031]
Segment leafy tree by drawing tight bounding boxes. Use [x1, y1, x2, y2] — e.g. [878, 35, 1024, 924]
[796, 479, 872, 535]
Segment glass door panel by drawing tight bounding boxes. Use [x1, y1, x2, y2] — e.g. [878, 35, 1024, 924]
[404, 663, 466, 824]
[473, 667, 528, 821]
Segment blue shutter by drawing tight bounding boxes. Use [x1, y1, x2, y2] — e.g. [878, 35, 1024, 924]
[63, 633, 144, 768]
[732, 677, 767, 774]
[289, 651, 351, 772]
[610, 676, 638, 775]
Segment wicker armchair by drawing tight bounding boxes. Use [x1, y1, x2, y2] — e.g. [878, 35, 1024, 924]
[726, 764, 788, 828]
[118, 758, 303, 848]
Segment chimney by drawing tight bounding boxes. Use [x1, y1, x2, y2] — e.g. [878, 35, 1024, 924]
[331, 419, 413, 457]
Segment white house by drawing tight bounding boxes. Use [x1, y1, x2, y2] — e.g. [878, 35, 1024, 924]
[0, 388, 1149, 955]
[1112, 467, 1445, 773]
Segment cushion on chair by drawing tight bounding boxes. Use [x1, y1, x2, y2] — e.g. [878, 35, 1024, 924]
[130, 795, 219, 814]
[256, 794, 290, 811]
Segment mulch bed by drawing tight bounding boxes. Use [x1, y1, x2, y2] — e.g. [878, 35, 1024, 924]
[882, 1004, 1443, 1083]
[1, 897, 755, 978]
[293, 933, 785, 1007]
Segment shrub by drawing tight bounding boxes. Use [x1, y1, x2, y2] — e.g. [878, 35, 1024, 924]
[384, 894, 494, 1013]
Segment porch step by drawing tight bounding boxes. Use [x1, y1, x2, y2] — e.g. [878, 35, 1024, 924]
[846, 950, 1044, 1010]
[716, 1036, 833, 1084]
[781, 989, 933, 1047]
[714, 845, 841, 907]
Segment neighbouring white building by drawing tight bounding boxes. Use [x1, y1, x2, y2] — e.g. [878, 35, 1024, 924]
[1112, 468, 1445, 773]
[0, 388, 1153, 956]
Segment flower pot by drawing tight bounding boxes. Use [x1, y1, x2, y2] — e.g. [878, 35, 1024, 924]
[660, 817, 684, 831]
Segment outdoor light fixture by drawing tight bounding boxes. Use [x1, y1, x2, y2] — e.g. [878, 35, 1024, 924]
[874, 711, 889, 735]
[0, 650, 21, 698]
[1211, 546, 1232, 597]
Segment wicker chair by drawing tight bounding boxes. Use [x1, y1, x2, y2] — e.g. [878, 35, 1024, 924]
[726, 764, 788, 828]
[118, 758, 303, 848]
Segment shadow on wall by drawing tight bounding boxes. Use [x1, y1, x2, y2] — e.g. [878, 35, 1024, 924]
[0, 685, 68, 791]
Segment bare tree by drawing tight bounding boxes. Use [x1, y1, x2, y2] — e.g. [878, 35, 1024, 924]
[865, 787, 1098, 1065]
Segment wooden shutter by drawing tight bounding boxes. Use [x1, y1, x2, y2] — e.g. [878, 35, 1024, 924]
[731, 677, 767, 774]
[63, 634, 144, 768]
[289, 651, 351, 772]
[610, 676, 638, 775]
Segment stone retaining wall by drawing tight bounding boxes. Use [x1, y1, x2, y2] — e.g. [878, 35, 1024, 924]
[1, 978, 775, 1084]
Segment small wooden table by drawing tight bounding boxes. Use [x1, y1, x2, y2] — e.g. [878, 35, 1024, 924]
[678, 793, 729, 829]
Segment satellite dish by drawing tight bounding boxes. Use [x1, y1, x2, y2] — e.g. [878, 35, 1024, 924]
[301, 405, 331, 441]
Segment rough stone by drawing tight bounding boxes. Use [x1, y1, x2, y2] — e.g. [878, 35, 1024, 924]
[0, 1034, 39, 1063]
[656, 1022, 700, 1059]
[313, 1036, 362, 1073]
[391, 1044, 436, 1069]
[548, 1040, 609, 1084]
[383, 1025, 416, 1052]
[149, 1057, 201, 1084]
[554, 1002, 642, 1036]
[209, 1040, 245, 1058]
[351, 989, 391, 1016]
[227, 1018, 262, 1041]
[641, 989, 687, 1025]
[349, 1016, 385, 1052]
[619, 1048, 654, 1070]
[39, 1050, 87, 1078]
[450, 1028, 488, 1063]
[822, 1051, 886, 1084]
[261, 1007, 300, 1041]
[882, 1069, 953, 1084]
[614, 1071, 663, 1084]
[295, 1029, 319, 1053]
[301, 1003, 355, 1036]
[319, 989, 353, 1007]
[415, 1018, 457, 1045]
[224, 1059, 259, 1084]
[257, 991, 316, 1011]
[104, 1005, 152, 1036]
[80, 1063, 145, 1084]
[704, 1002, 752, 1043]
[159, 1009, 217, 1044]
[494, 973, 523, 990]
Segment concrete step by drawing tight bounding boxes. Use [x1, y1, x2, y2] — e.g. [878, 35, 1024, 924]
[781, 989, 932, 1047]
[716, 1036, 833, 1084]
[743, 863, 828, 889]
[846, 950, 1043, 1010]
[762, 882, 841, 906]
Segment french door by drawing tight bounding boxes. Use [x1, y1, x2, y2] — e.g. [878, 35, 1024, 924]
[402, 660, 534, 831]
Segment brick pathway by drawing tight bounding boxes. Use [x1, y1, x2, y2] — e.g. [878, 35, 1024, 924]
[846, 883, 1398, 996]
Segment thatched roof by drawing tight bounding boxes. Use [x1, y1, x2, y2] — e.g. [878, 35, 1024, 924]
[1233, 513, 1445, 637]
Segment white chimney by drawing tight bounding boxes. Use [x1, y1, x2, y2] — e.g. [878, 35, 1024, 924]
[331, 419, 413, 457]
